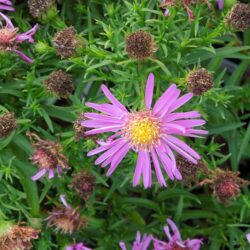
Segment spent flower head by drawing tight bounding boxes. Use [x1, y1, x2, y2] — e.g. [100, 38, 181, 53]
[0, 112, 16, 138]
[125, 30, 157, 60]
[153, 218, 202, 250]
[71, 169, 96, 202]
[0, 0, 14, 11]
[226, 3, 250, 32]
[44, 70, 74, 99]
[0, 221, 40, 250]
[186, 68, 214, 95]
[28, 0, 54, 18]
[0, 13, 38, 63]
[53, 26, 84, 59]
[82, 73, 207, 188]
[27, 132, 69, 181]
[120, 231, 152, 250]
[200, 168, 249, 205]
[46, 195, 87, 234]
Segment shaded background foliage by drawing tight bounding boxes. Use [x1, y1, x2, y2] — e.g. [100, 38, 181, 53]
[0, 0, 250, 249]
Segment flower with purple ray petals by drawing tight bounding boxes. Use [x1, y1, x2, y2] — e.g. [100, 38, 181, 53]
[66, 242, 92, 250]
[120, 231, 152, 250]
[0, 12, 37, 63]
[153, 219, 202, 250]
[82, 73, 207, 188]
[0, 0, 14, 11]
[216, 0, 223, 10]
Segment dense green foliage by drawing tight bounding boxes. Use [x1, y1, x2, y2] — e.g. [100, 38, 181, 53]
[0, 0, 250, 249]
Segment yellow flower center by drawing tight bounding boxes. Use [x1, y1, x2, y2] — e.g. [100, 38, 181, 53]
[123, 111, 161, 151]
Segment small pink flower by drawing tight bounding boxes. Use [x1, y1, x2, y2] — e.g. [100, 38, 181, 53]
[120, 231, 152, 250]
[0, 0, 14, 11]
[153, 219, 202, 250]
[66, 242, 92, 250]
[82, 73, 207, 188]
[0, 12, 38, 63]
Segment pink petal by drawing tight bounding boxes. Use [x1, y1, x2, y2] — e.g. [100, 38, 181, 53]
[12, 49, 33, 63]
[167, 135, 200, 159]
[151, 149, 167, 186]
[168, 93, 193, 114]
[60, 194, 69, 208]
[119, 242, 127, 250]
[167, 219, 182, 242]
[155, 146, 174, 180]
[142, 152, 151, 188]
[173, 119, 206, 128]
[133, 151, 144, 187]
[153, 84, 177, 114]
[0, 4, 14, 11]
[31, 169, 46, 181]
[84, 112, 123, 122]
[0, 12, 14, 28]
[86, 102, 123, 117]
[48, 169, 54, 179]
[85, 124, 122, 135]
[106, 143, 130, 176]
[145, 73, 154, 110]
[101, 84, 128, 113]
[163, 111, 201, 122]
[16, 24, 38, 43]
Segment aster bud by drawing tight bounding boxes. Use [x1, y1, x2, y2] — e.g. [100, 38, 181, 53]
[28, 0, 55, 18]
[125, 30, 157, 60]
[27, 132, 69, 181]
[200, 168, 249, 205]
[44, 70, 74, 99]
[53, 26, 85, 59]
[46, 195, 87, 234]
[186, 68, 214, 95]
[71, 170, 96, 202]
[226, 3, 250, 32]
[176, 156, 202, 187]
[0, 221, 40, 250]
[0, 112, 16, 138]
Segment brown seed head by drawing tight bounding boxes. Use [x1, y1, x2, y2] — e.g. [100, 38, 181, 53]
[44, 70, 74, 99]
[46, 206, 87, 234]
[187, 68, 214, 95]
[200, 168, 249, 205]
[126, 30, 157, 60]
[27, 132, 69, 171]
[0, 224, 39, 250]
[0, 112, 16, 138]
[28, 0, 54, 18]
[0, 27, 18, 52]
[226, 3, 250, 32]
[176, 156, 202, 187]
[53, 26, 79, 59]
[71, 170, 96, 202]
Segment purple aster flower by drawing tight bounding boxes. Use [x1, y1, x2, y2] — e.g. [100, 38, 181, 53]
[0, 12, 38, 63]
[82, 73, 207, 188]
[247, 233, 250, 243]
[153, 219, 202, 250]
[216, 0, 223, 10]
[0, 0, 14, 11]
[66, 242, 92, 250]
[120, 231, 152, 250]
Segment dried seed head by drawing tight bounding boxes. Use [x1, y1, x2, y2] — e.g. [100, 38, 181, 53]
[126, 30, 157, 60]
[46, 203, 87, 234]
[28, 0, 54, 18]
[201, 168, 249, 205]
[0, 27, 18, 52]
[53, 26, 80, 59]
[0, 112, 16, 138]
[226, 3, 250, 32]
[27, 132, 69, 180]
[74, 113, 97, 141]
[0, 223, 40, 250]
[44, 70, 74, 99]
[187, 68, 214, 95]
[71, 170, 96, 202]
[176, 156, 201, 187]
